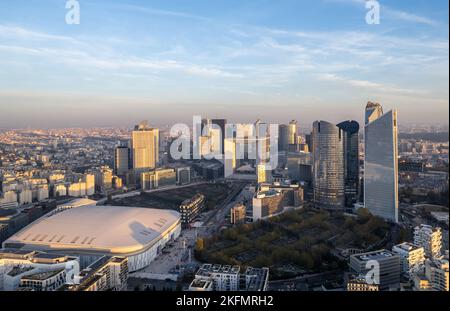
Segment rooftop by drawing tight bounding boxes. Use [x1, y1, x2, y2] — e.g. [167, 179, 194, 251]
[21, 268, 65, 281]
[5, 205, 181, 254]
[353, 250, 398, 262]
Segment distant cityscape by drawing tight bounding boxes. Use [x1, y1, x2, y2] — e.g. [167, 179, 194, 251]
[0, 101, 448, 292]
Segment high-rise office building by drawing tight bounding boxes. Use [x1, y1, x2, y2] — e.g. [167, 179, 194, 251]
[278, 124, 289, 152]
[131, 121, 159, 172]
[211, 119, 227, 155]
[312, 121, 345, 211]
[365, 101, 384, 125]
[114, 144, 130, 177]
[337, 120, 360, 208]
[288, 120, 298, 145]
[288, 120, 298, 152]
[364, 104, 398, 223]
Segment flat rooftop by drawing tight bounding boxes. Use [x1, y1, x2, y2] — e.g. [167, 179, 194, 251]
[353, 250, 398, 262]
[197, 264, 240, 276]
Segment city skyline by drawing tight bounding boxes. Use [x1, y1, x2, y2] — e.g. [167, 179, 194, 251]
[0, 0, 449, 128]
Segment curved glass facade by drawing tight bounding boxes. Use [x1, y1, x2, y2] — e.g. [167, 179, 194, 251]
[312, 121, 345, 211]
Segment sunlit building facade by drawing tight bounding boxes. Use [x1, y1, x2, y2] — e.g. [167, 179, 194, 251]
[131, 121, 159, 172]
[364, 106, 399, 223]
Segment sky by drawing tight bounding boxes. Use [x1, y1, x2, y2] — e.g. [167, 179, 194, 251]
[0, 0, 448, 128]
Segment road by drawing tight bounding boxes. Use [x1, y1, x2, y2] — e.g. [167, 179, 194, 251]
[131, 181, 249, 277]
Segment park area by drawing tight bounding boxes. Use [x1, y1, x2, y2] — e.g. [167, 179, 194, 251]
[196, 208, 393, 280]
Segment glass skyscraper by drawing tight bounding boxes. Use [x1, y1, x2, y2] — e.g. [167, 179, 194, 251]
[364, 105, 399, 223]
[337, 121, 360, 209]
[312, 121, 345, 211]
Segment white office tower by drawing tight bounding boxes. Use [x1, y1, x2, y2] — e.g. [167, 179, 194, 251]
[414, 224, 443, 259]
[364, 103, 399, 223]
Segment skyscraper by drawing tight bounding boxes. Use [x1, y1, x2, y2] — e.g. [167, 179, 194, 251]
[288, 120, 298, 151]
[211, 119, 227, 155]
[114, 144, 131, 177]
[131, 121, 159, 172]
[312, 121, 345, 211]
[364, 103, 399, 223]
[278, 124, 289, 152]
[365, 101, 384, 125]
[337, 120, 360, 208]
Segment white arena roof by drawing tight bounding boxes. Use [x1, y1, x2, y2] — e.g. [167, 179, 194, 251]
[4, 205, 181, 255]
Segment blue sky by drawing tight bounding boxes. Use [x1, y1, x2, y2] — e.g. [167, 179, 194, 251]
[0, 0, 448, 128]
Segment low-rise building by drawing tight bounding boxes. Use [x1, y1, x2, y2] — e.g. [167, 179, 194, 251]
[179, 194, 205, 226]
[347, 275, 380, 291]
[68, 256, 128, 291]
[0, 249, 80, 291]
[141, 168, 177, 190]
[392, 242, 425, 277]
[425, 258, 449, 291]
[253, 182, 303, 221]
[349, 250, 401, 290]
[414, 224, 442, 259]
[230, 203, 246, 225]
[189, 264, 269, 292]
[20, 268, 67, 291]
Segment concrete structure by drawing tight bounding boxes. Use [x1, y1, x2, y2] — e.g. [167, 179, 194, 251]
[141, 168, 177, 190]
[0, 249, 79, 291]
[253, 182, 303, 221]
[364, 104, 399, 223]
[189, 264, 269, 292]
[20, 268, 67, 291]
[347, 275, 379, 291]
[350, 250, 401, 290]
[69, 256, 128, 291]
[3, 205, 181, 272]
[414, 224, 443, 259]
[230, 203, 246, 224]
[425, 258, 449, 291]
[392, 242, 425, 277]
[94, 166, 113, 192]
[179, 194, 205, 227]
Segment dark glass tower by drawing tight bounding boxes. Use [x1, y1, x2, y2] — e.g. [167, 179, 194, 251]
[337, 121, 360, 209]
